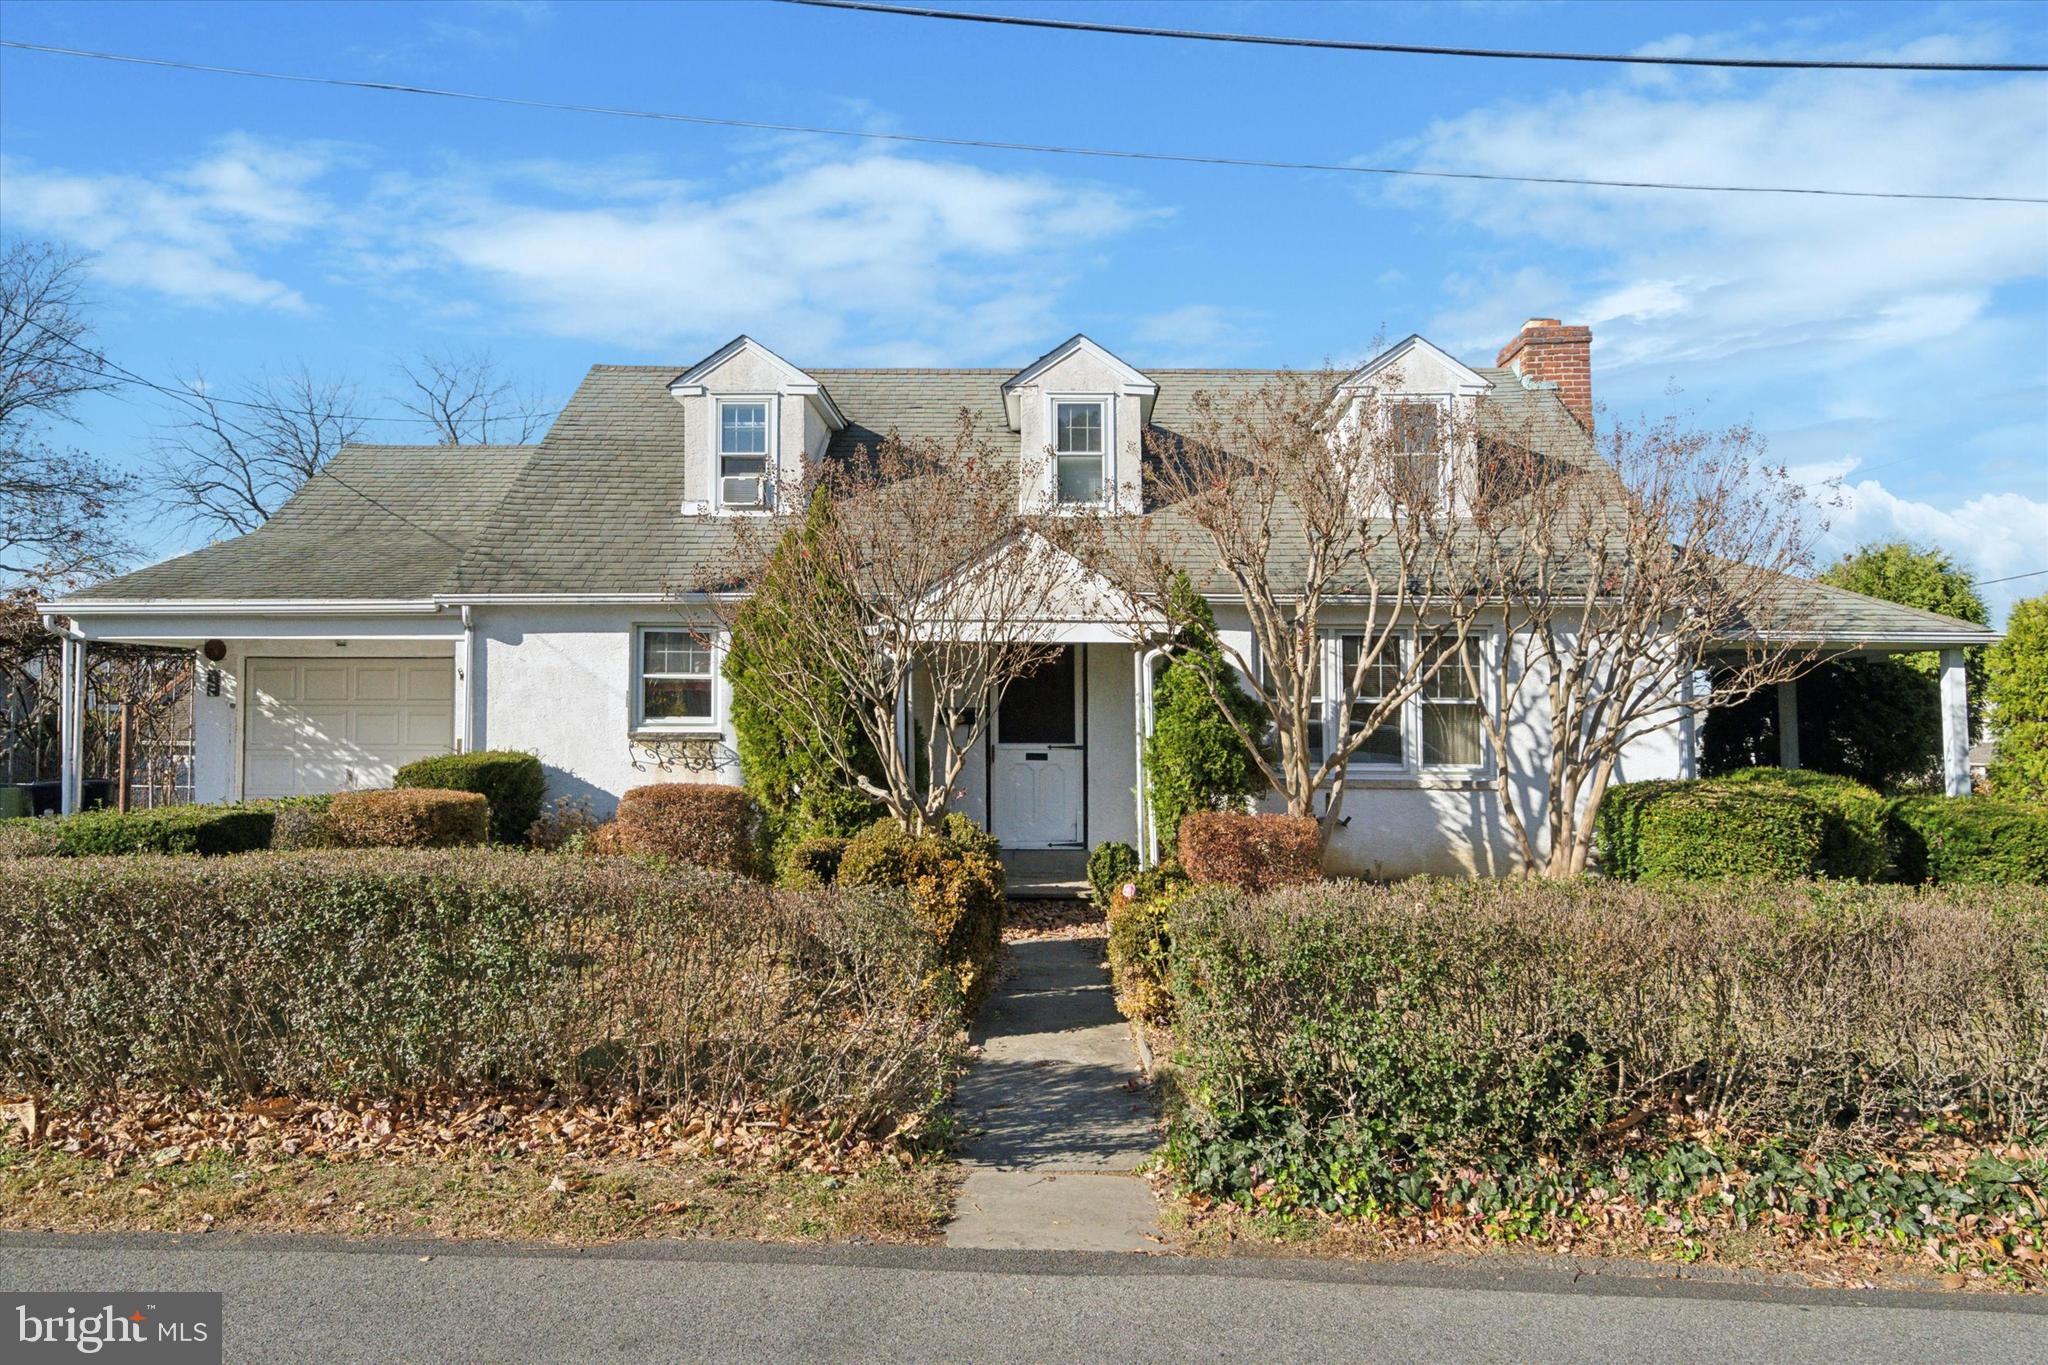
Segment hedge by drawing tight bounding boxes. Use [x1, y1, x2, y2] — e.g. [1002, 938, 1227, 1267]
[0, 851, 956, 1131]
[1597, 780, 1824, 881]
[1890, 795, 2048, 885]
[1713, 767, 1894, 881]
[1162, 879, 2048, 1240]
[326, 788, 488, 849]
[1178, 812, 1322, 891]
[0, 803, 277, 857]
[395, 750, 544, 846]
[608, 783, 764, 877]
[1086, 841, 1138, 905]
[1600, 773, 2048, 885]
[838, 815, 1005, 1011]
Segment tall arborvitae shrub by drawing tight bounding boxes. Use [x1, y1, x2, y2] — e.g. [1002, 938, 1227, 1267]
[1986, 593, 2048, 802]
[1145, 575, 1268, 853]
[723, 490, 882, 860]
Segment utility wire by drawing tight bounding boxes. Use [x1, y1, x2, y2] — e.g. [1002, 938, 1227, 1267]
[1980, 568, 2048, 586]
[3, 38, 2042, 204]
[0, 312, 557, 431]
[782, 0, 2048, 73]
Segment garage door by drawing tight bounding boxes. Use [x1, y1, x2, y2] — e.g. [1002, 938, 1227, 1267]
[243, 657, 455, 799]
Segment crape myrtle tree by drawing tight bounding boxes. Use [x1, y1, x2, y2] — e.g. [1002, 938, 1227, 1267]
[1462, 408, 1825, 876]
[1071, 367, 1482, 851]
[695, 412, 1068, 836]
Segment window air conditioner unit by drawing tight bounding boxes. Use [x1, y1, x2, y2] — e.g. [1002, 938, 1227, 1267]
[721, 475, 767, 508]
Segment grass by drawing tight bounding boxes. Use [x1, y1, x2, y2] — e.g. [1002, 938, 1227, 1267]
[1157, 1195, 2033, 1294]
[0, 1143, 953, 1246]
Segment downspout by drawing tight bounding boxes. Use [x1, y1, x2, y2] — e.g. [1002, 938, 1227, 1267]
[1134, 645, 1168, 867]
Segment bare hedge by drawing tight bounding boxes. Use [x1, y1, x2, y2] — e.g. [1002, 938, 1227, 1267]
[1169, 878, 2048, 1161]
[0, 851, 956, 1133]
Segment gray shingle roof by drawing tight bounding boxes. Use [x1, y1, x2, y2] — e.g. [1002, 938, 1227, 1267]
[54, 362, 1997, 648]
[63, 445, 537, 602]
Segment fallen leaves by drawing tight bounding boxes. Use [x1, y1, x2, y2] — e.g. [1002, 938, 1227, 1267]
[5, 1088, 933, 1180]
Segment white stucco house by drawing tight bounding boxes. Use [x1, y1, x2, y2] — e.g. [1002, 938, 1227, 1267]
[41, 320, 1998, 877]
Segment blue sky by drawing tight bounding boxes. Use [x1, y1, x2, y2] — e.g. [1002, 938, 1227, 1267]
[3, 0, 2044, 617]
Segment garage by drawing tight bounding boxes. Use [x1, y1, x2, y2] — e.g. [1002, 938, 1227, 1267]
[242, 657, 455, 799]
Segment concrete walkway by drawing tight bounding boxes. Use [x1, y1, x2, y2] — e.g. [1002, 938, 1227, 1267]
[944, 936, 1161, 1251]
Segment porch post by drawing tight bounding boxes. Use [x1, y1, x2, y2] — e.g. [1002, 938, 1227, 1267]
[58, 631, 85, 815]
[1775, 679, 1800, 771]
[456, 605, 475, 754]
[1940, 647, 1970, 797]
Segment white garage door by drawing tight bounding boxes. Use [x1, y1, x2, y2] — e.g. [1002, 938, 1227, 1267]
[243, 657, 455, 799]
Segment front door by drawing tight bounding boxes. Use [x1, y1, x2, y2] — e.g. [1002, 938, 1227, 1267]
[990, 646, 1084, 847]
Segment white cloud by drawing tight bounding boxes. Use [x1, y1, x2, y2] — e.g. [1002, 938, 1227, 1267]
[1391, 68, 2047, 379]
[1790, 456, 2048, 624]
[2, 138, 1153, 361]
[382, 153, 1151, 360]
[0, 136, 335, 310]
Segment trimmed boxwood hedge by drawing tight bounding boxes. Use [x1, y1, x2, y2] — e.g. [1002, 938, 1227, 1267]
[1890, 795, 2048, 886]
[0, 803, 278, 857]
[395, 749, 544, 845]
[1596, 780, 1824, 882]
[1601, 770, 2048, 885]
[1714, 767, 1895, 881]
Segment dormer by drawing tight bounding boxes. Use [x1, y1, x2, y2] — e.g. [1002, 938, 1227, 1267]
[1001, 335, 1157, 513]
[1338, 334, 1493, 511]
[669, 336, 846, 515]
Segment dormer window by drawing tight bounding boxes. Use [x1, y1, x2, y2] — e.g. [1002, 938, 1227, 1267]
[1054, 400, 1106, 504]
[1390, 401, 1443, 500]
[718, 399, 771, 509]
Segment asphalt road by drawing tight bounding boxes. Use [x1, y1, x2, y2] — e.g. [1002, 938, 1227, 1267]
[3, 1233, 2040, 1363]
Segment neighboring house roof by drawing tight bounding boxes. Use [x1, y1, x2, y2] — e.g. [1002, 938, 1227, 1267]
[61, 445, 537, 603]
[49, 360, 1997, 650]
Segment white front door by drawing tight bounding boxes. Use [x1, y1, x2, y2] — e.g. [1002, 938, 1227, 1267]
[990, 647, 1084, 848]
[243, 657, 455, 798]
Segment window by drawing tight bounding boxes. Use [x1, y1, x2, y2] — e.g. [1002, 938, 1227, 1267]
[637, 628, 713, 727]
[1390, 401, 1443, 502]
[1305, 643, 1326, 768]
[1340, 634, 1405, 766]
[718, 400, 770, 508]
[1054, 400, 1105, 504]
[1419, 634, 1485, 767]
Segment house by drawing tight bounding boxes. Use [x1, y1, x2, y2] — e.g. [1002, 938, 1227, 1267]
[41, 321, 1999, 876]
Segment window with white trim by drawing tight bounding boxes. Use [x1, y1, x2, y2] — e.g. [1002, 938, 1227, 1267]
[636, 627, 714, 727]
[1053, 400, 1106, 504]
[1340, 634, 1405, 766]
[718, 400, 770, 508]
[1389, 400, 1443, 503]
[1419, 633, 1485, 766]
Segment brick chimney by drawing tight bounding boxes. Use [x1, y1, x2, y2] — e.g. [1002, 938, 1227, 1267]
[1496, 318, 1592, 431]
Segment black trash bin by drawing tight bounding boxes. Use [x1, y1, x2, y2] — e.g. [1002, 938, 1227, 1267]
[20, 779, 112, 815]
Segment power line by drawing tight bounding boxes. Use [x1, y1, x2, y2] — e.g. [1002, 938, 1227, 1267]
[783, 0, 2048, 73]
[1980, 568, 2048, 586]
[3, 38, 2042, 204]
[0, 311, 557, 431]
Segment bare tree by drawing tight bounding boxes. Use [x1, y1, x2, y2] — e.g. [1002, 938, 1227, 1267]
[1462, 408, 1826, 876]
[151, 367, 365, 536]
[0, 238, 131, 586]
[1071, 368, 1481, 848]
[692, 414, 1067, 834]
[394, 348, 547, 446]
